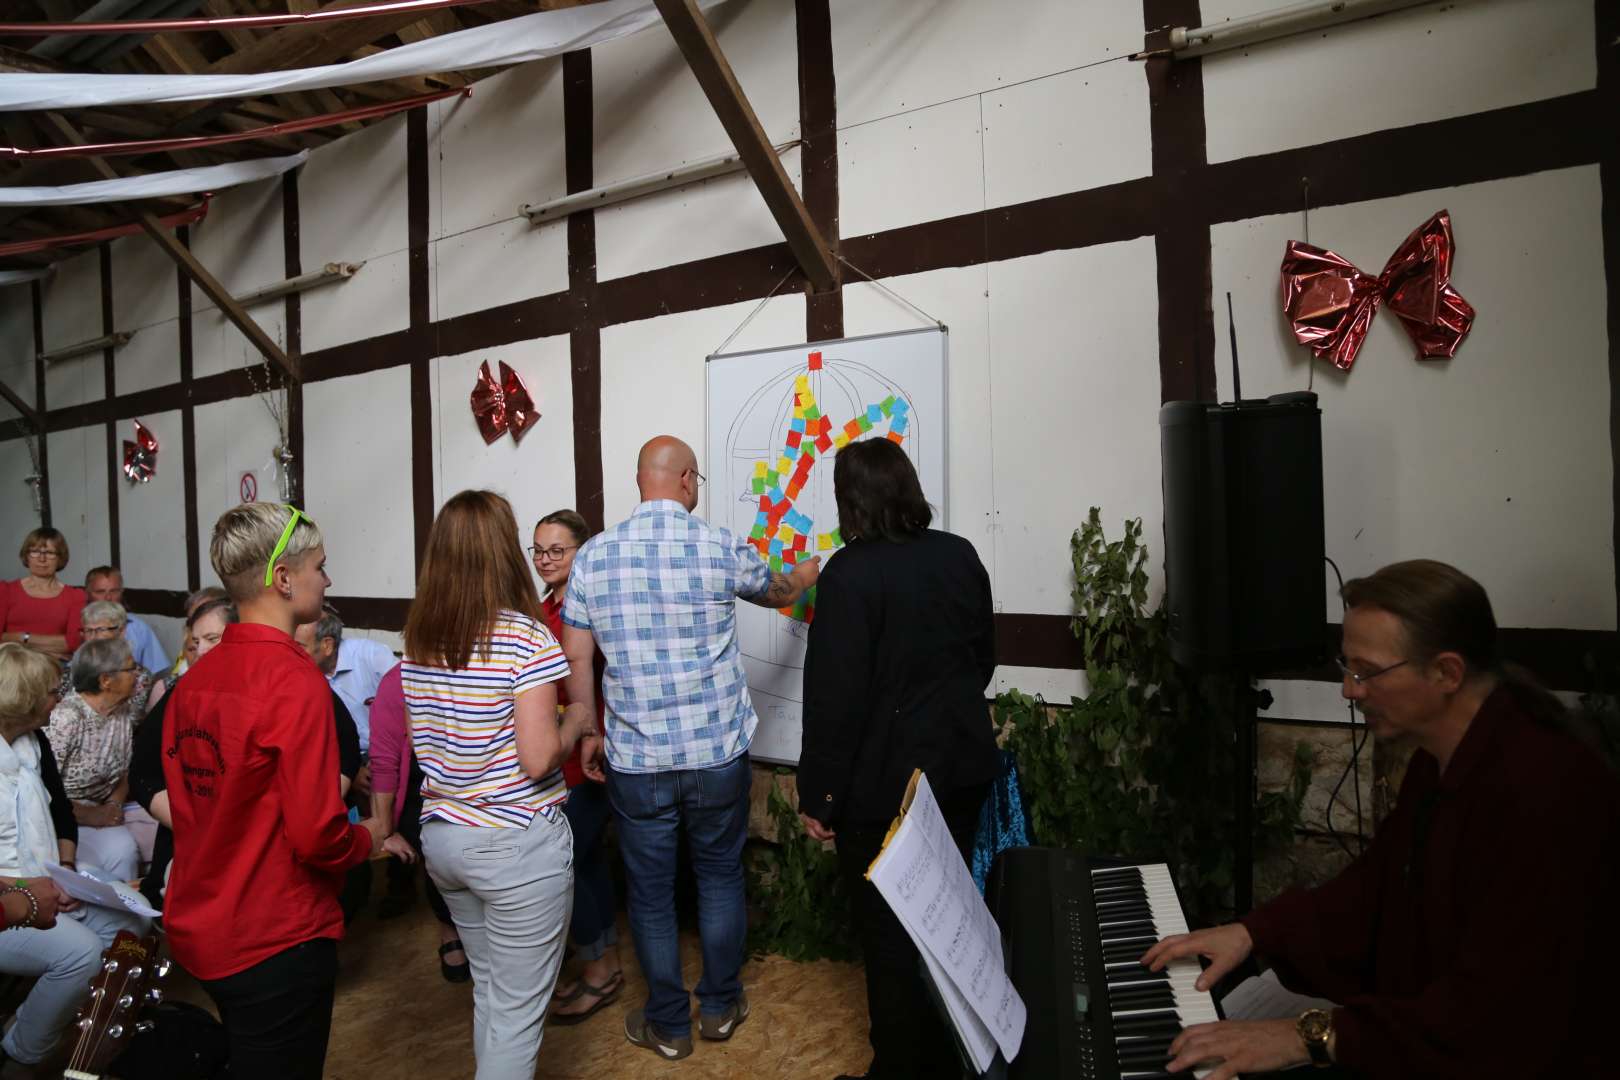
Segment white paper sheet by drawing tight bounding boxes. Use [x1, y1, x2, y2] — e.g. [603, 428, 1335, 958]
[868, 772, 1026, 1068]
[46, 864, 161, 920]
[1221, 968, 1337, 1022]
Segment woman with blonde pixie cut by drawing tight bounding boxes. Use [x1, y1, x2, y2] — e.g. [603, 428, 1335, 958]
[163, 503, 384, 1080]
[402, 490, 594, 1080]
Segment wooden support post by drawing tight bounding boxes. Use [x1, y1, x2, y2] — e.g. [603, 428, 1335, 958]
[41, 112, 300, 383]
[653, 0, 838, 293]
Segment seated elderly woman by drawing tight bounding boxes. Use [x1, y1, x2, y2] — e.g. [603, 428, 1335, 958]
[79, 600, 168, 717]
[45, 637, 152, 881]
[0, 642, 149, 1071]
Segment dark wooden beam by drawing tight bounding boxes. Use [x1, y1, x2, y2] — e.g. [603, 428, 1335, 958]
[652, 0, 838, 293]
[0, 378, 40, 427]
[40, 112, 299, 382]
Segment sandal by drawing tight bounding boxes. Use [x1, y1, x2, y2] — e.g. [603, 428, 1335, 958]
[549, 969, 623, 1026]
[439, 939, 471, 984]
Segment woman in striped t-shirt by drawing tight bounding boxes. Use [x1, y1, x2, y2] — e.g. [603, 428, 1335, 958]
[402, 490, 594, 1080]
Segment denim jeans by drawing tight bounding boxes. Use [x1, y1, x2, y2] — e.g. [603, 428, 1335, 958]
[422, 810, 574, 1080]
[561, 780, 618, 959]
[606, 752, 750, 1038]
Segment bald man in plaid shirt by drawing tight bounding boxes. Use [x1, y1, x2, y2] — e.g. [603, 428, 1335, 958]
[560, 436, 818, 1062]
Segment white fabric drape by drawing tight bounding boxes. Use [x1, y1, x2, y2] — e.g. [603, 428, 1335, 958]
[0, 0, 718, 111]
[0, 151, 307, 207]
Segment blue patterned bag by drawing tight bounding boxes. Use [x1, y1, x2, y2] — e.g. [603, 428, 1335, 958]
[970, 748, 1031, 894]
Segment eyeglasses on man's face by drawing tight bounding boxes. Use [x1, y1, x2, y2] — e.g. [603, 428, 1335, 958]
[1335, 655, 1410, 688]
[530, 544, 579, 563]
[83, 625, 122, 637]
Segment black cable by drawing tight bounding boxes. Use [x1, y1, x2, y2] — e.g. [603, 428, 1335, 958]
[1322, 556, 1368, 857]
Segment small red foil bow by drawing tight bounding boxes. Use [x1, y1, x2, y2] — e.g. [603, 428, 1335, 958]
[470, 360, 539, 444]
[1281, 209, 1474, 372]
[122, 419, 158, 483]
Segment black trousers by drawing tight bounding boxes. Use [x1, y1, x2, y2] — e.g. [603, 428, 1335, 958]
[201, 938, 338, 1080]
[836, 783, 989, 1080]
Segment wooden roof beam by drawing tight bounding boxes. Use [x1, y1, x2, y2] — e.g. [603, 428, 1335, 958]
[651, 0, 836, 293]
[0, 378, 41, 429]
[42, 111, 298, 382]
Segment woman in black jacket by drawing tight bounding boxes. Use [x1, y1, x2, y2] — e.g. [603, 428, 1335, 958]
[798, 437, 999, 1080]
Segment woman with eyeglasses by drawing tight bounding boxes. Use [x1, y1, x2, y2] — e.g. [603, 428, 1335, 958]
[44, 636, 151, 881]
[0, 529, 86, 663]
[531, 510, 622, 1024]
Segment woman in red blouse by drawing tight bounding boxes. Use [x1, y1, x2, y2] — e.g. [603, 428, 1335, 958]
[0, 528, 84, 662]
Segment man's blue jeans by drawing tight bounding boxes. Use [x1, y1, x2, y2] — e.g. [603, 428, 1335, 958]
[606, 752, 751, 1038]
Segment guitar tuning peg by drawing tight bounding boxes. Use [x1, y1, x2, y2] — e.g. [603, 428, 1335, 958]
[128, 965, 144, 981]
[135, 1021, 156, 1034]
[77, 1017, 94, 1031]
[102, 959, 120, 974]
[145, 988, 164, 1005]
[155, 959, 172, 978]
[107, 1024, 124, 1040]
[117, 993, 134, 1009]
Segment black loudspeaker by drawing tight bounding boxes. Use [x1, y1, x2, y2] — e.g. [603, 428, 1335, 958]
[1160, 391, 1326, 673]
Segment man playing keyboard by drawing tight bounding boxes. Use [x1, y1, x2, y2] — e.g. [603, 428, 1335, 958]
[1141, 559, 1619, 1079]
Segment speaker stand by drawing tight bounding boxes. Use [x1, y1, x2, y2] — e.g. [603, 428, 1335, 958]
[1233, 682, 1273, 918]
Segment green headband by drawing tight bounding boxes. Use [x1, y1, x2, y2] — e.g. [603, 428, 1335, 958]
[264, 506, 310, 587]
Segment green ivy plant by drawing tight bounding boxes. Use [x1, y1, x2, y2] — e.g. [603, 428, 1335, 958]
[744, 780, 860, 963]
[1000, 508, 1313, 926]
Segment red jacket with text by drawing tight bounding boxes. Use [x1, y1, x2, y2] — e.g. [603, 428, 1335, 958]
[162, 621, 370, 980]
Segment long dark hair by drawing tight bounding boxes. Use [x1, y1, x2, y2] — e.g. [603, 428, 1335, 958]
[1341, 559, 1579, 739]
[833, 438, 931, 543]
[405, 490, 543, 670]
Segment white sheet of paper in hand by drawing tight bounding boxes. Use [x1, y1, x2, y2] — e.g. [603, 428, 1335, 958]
[867, 772, 1026, 1064]
[46, 864, 160, 919]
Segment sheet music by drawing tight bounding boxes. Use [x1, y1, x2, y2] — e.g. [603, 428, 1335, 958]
[1221, 969, 1336, 1022]
[868, 772, 1026, 1066]
[46, 864, 161, 919]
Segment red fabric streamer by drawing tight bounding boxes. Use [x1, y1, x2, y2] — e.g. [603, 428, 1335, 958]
[0, 88, 468, 162]
[0, 0, 491, 37]
[0, 200, 208, 258]
[122, 419, 158, 484]
[1281, 209, 1474, 372]
[470, 361, 539, 444]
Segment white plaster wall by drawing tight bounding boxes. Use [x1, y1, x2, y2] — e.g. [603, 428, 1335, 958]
[839, 96, 981, 240]
[115, 318, 182, 397]
[297, 113, 410, 353]
[40, 252, 103, 411]
[192, 394, 286, 584]
[188, 174, 284, 316]
[111, 232, 177, 331]
[44, 425, 111, 575]
[0, 290, 34, 416]
[0, 438, 41, 543]
[433, 216, 569, 322]
[430, 334, 575, 551]
[144, 613, 185, 665]
[987, 239, 1164, 616]
[830, 0, 1138, 129]
[1211, 166, 1613, 632]
[1201, 0, 1595, 164]
[598, 293, 804, 528]
[433, 60, 567, 240]
[592, 0, 802, 280]
[116, 408, 187, 592]
[301, 365, 415, 597]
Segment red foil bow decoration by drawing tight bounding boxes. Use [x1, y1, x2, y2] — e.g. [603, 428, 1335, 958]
[1281, 209, 1474, 372]
[470, 360, 539, 444]
[122, 419, 158, 483]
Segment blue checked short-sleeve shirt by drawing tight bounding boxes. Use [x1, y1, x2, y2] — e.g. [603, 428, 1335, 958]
[563, 499, 772, 773]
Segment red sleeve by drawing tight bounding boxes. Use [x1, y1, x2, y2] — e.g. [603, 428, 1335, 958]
[266, 675, 370, 873]
[62, 586, 84, 652]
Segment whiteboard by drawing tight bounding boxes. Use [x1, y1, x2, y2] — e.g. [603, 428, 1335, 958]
[707, 327, 949, 764]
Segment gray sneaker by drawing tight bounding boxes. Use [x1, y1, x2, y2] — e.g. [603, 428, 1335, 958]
[625, 1009, 693, 1061]
[698, 989, 750, 1041]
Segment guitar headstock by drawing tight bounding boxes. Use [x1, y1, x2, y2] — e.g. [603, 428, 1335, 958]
[62, 930, 169, 1080]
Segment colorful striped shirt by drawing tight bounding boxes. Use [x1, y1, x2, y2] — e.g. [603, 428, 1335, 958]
[402, 611, 570, 829]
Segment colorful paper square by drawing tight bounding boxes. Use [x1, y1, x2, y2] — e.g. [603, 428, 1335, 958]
[808, 351, 823, 370]
[857, 414, 873, 433]
[866, 404, 883, 424]
[816, 434, 832, 453]
[753, 460, 767, 478]
[833, 433, 850, 449]
[751, 477, 765, 494]
[843, 419, 862, 440]
[770, 555, 783, 572]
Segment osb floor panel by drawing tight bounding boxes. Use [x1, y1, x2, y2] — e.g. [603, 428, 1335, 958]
[164, 894, 874, 1079]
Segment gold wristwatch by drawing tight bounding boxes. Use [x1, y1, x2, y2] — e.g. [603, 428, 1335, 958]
[1296, 1008, 1333, 1068]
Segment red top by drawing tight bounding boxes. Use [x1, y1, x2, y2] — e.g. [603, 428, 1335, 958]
[0, 580, 85, 652]
[541, 593, 604, 788]
[162, 621, 371, 980]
